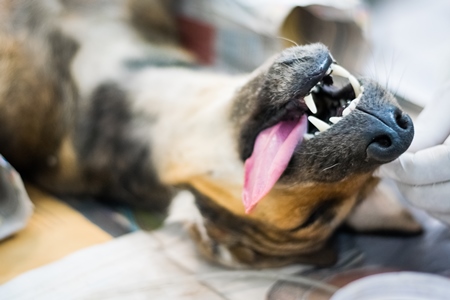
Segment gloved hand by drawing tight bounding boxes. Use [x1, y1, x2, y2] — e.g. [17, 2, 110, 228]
[376, 83, 450, 225]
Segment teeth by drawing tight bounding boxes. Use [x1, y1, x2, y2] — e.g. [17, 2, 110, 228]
[342, 86, 365, 117]
[304, 94, 317, 114]
[301, 64, 364, 134]
[329, 117, 342, 124]
[330, 64, 361, 96]
[342, 100, 356, 117]
[342, 97, 359, 116]
[308, 116, 331, 132]
[303, 133, 315, 140]
[348, 76, 361, 97]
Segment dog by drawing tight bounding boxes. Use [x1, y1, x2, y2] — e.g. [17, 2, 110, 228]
[0, 0, 421, 268]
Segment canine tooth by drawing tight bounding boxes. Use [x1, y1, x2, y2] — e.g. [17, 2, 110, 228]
[348, 76, 361, 96]
[342, 108, 350, 117]
[304, 94, 317, 114]
[342, 85, 365, 117]
[329, 117, 342, 124]
[354, 86, 364, 104]
[330, 64, 361, 96]
[354, 92, 363, 104]
[343, 87, 365, 117]
[303, 133, 315, 140]
[330, 64, 349, 77]
[342, 99, 358, 117]
[308, 116, 331, 132]
[342, 100, 356, 117]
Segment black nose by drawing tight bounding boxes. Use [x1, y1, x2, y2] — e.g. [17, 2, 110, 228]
[364, 105, 414, 163]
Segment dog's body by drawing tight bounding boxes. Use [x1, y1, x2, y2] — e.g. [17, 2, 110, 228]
[0, 0, 420, 267]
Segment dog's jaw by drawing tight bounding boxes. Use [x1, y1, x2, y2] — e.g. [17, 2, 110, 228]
[166, 190, 245, 268]
[132, 45, 415, 268]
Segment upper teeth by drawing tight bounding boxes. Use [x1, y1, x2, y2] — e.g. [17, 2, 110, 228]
[304, 94, 317, 114]
[330, 64, 362, 97]
[305, 63, 364, 134]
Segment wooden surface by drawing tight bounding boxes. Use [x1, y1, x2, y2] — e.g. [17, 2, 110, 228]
[0, 185, 112, 284]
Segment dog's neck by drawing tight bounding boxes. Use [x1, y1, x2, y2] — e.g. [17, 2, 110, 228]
[64, 11, 257, 214]
[126, 69, 250, 206]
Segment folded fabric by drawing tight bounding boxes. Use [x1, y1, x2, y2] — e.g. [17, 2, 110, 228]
[0, 155, 33, 240]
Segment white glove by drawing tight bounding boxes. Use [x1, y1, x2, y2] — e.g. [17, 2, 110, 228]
[376, 82, 450, 225]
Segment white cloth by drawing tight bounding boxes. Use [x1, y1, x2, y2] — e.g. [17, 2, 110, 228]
[0, 155, 33, 240]
[0, 226, 307, 300]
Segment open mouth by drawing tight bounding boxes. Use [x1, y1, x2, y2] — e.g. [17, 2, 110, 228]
[304, 64, 364, 137]
[243, 63, 364, 214]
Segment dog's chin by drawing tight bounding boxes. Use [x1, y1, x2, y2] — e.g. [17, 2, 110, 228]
[183, 188, 341, 269]
[189, 221, 337, 269]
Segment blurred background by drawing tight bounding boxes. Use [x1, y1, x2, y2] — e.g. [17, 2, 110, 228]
[176, 0, 450, 109]
[2, 0, 450, 299]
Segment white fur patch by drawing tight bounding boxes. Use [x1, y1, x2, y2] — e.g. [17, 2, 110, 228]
[215, 244, 242, 268]
[165, 190, 209, 242]
[165, 191, 243, 268]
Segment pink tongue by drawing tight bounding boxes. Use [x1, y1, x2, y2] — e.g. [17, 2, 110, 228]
[243, 115, 308, 214]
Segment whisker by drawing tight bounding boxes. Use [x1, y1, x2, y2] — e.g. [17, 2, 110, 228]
[386, 49, 398, 92]
[276, 36, 305, 64]
[393, 66, 407, 99]
[322, 163, 340, 172]
[381, 51, 389, 91]
[294, 150, 329, 157]
[276, 36, 299, 47]
[364, 41, 379, 84]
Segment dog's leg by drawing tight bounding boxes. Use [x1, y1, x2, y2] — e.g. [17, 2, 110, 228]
[0, 30, 77, 174]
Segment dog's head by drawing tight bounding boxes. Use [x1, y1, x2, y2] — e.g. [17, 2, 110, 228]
[189, 43, 414, 268]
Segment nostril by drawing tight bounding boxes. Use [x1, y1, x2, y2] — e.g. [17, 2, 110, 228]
[394, 109, 409, 130]
[373, 135, 392, 148]
[367, 132, 397, 163]
[363, 105, 414, 163]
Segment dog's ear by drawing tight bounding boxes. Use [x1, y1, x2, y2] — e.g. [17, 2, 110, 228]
[345, 180, 422, 234]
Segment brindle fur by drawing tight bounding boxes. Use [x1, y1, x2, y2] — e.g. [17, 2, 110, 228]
[0, 0, 419, 268]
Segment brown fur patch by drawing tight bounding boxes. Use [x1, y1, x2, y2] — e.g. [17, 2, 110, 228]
[0, 33, 65, 173]
[0, 3, 416, 268]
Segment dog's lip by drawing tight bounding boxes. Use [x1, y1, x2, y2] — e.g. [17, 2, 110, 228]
[298, 55, 334, 98]
[302, 65, 364, 138]
[257, 56, 335, 136]
[240, 58, 362, 162]
[241, 58, 343, 213]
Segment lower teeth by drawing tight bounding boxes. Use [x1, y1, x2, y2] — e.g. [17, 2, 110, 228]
[308, 116, 331, 132]
[305, 64, 364, 135]
[329, 117, 342, 124]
